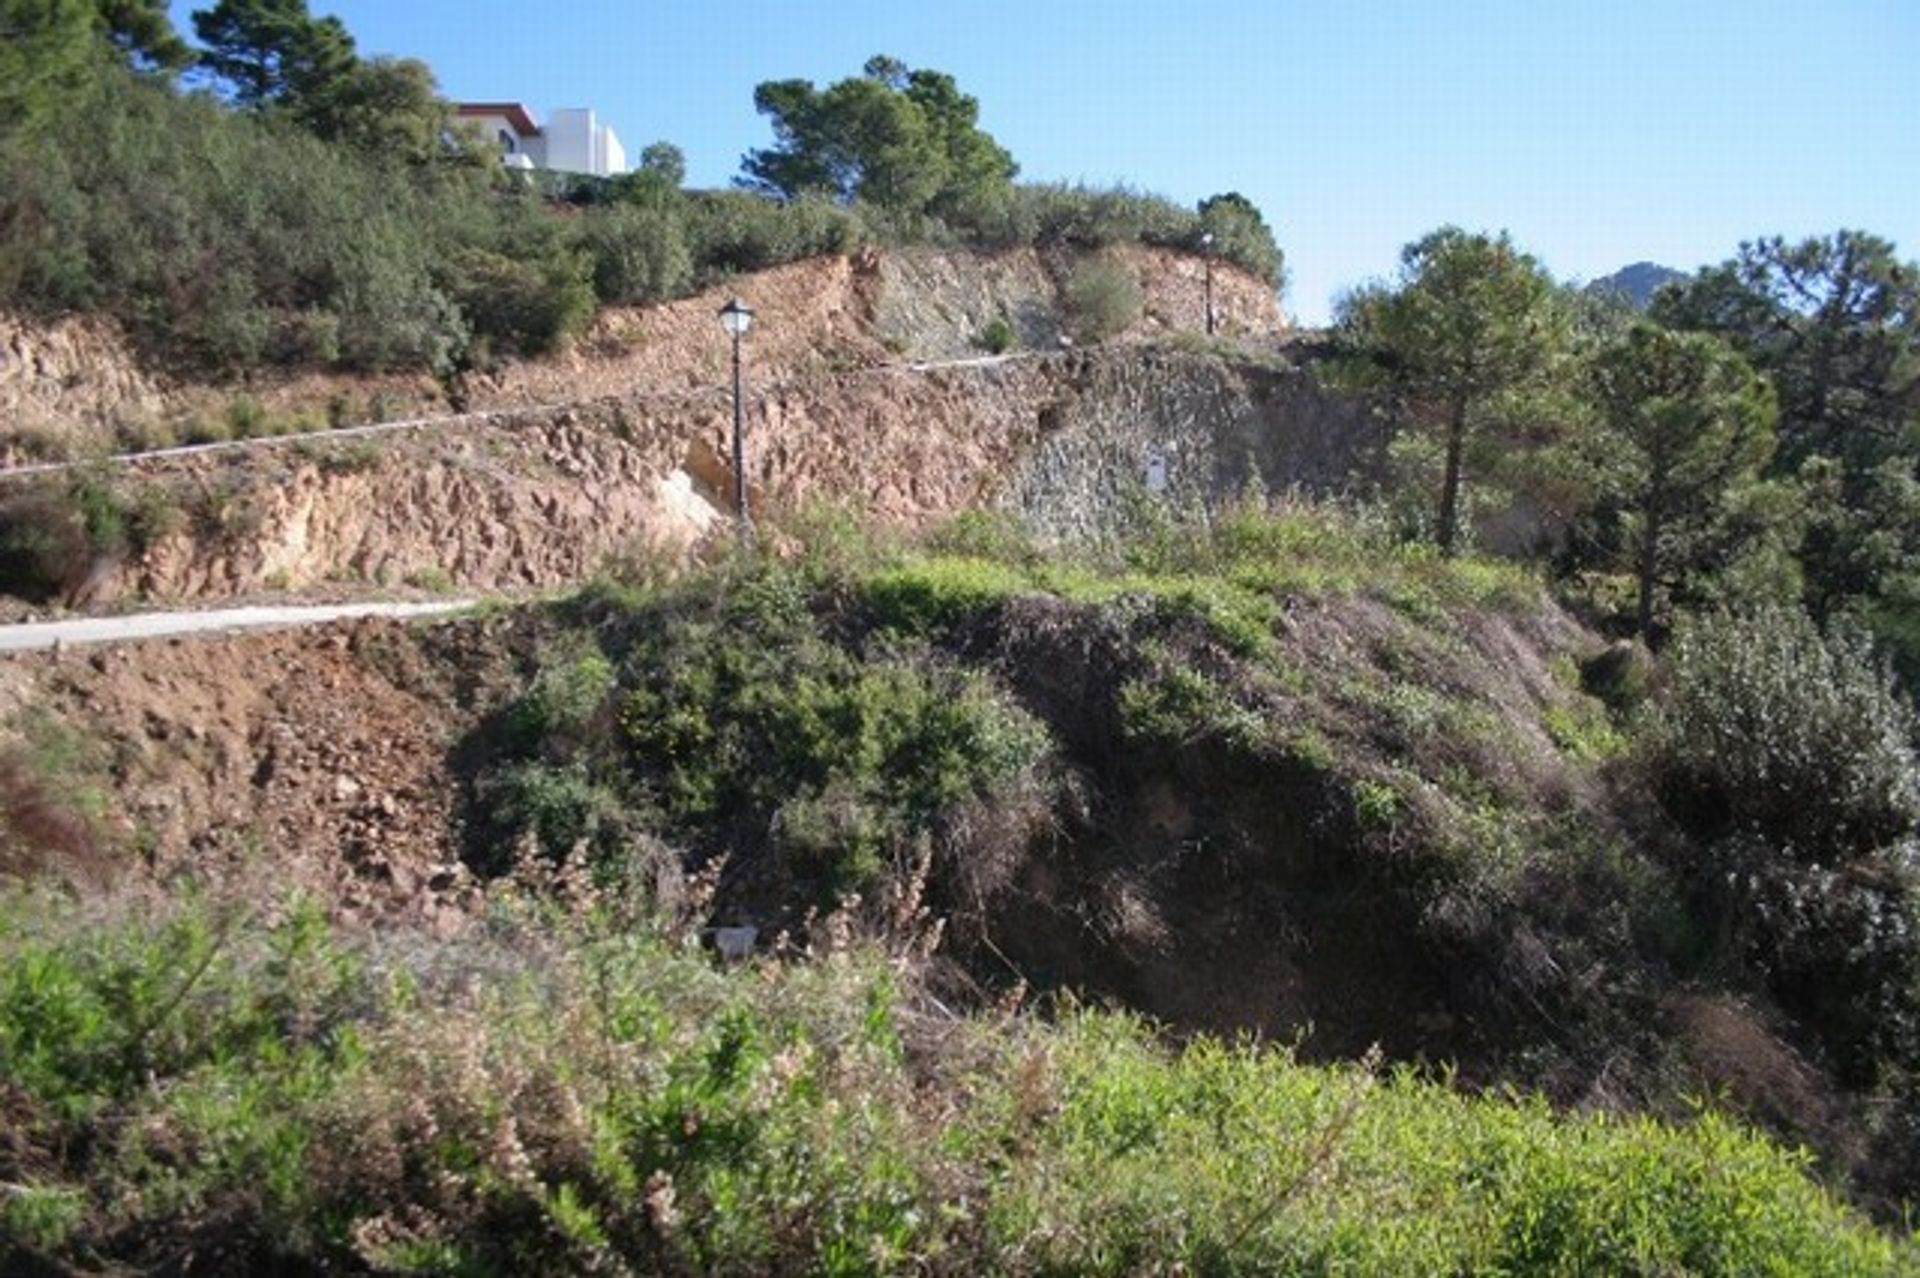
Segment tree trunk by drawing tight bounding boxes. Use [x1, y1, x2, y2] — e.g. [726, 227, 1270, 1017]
[1436, 399, 1468, 557]
[1636, 494, 1662, 640]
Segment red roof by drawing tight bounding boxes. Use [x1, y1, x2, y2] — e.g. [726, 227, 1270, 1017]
[455, 103, 541, 137]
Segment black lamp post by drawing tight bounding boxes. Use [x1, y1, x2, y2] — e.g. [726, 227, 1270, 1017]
[718, 298, 755, 537]
[1200, 231, 1216, 336]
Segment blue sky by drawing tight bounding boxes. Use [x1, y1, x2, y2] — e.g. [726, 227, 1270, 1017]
[167, 1, 1917, 324]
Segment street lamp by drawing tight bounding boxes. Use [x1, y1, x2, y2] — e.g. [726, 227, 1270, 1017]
[718, 298, 755, 537]
[1199, 231, 1216, 336]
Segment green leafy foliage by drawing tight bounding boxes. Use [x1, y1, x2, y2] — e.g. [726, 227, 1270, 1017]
[1199, 190, 1285, 292]
[1653, 232, 1920, 629]
[1644, 607, 1920, 861]
[0, 32, 1281, 385]
[742, 55, 1017, 222]
[0, 893, 1904, 1274]
[0, 0, 98, 136]
[614, 561, 1051, 895]
[192, 0, 358, 112]
[0, 69, 493, 374]
[1064, 255, 1145, 343]
[1331, 226, 1575, 555]
[979, 312, 1016, 353]
[93, 0, 189, 70]
[1585, 322, 1777, 635]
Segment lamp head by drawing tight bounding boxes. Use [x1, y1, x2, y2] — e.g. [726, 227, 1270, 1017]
[718, 298, 755, 337]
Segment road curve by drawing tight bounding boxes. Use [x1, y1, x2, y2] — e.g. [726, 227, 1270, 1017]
[0, 600, 476, 654]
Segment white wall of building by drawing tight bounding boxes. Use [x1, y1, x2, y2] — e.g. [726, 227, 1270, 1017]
[459, 104, 625, 178]
[541, 109, 625, 177]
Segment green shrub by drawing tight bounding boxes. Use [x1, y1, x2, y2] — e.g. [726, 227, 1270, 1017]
[979, 313, 1015, 354]
[483, 760, 621, 858]
[0, 71, 471, 376]
[0, 893, 1903, 1274]
[859, 557, 1033, 634]
[0, 71, 1285, 383]
[0, 471, 177, 603]
[681, 190, 863, 281]
[443, 247, 595, 356]
[224, 396, 267, 439]
[1064, 255, 1144, 342]
[1644, 607, 1920, 861]
[511, 643, 616, 748]
[580, 200, 693, 304]
[923, 509, 1043, 566]
[618, 571, 1051, 895]
[1741, 859, 1920, 1083]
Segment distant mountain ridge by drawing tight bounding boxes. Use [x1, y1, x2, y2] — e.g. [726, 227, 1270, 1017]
[1587, 261, 1689, 309]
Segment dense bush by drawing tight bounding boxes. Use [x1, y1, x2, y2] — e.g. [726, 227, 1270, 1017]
[0, 891, 1904, 1274]
[1644, 607, 1920, 1083]
[579, 200, 694, 304]
[1742, 858, 1920, 1084]
[0, 471, 175, 603]
[441, 248, 595, 357]
[1644, 606, 1920, 861]
[1064, 255, 1145, 342]
[477, 555, 1053, 899]
[679, 190, 865, 281]
[614, 562, 1052, 896]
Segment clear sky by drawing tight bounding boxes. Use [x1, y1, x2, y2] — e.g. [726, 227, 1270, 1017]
[167, 1, 1918, 324]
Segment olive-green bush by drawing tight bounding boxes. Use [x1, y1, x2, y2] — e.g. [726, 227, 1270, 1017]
[1644, 607, 1920, 861]
[0, 892, 1905, 1274]
[1064, 256, 1145, 342]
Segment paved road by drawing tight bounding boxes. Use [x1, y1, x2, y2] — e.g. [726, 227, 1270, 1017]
[0, 600, 476, 654]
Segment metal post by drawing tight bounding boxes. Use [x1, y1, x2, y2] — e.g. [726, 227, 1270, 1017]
[1204, 255, 1215, 336]
[731, 329, 750, 537]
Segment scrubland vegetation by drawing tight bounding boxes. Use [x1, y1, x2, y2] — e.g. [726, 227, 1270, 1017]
[5, 499, 1920, 1268]
[5, 3, 1920, 1272]
[0, 883, 1904, 1275]
[0, 13, 1280, 384]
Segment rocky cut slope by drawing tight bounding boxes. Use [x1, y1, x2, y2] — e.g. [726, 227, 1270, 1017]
[0, 244, 1284, 463]
[2, 341, 1374, 609]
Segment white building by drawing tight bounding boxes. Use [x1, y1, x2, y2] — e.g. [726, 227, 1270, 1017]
[455, 102, 627, 178]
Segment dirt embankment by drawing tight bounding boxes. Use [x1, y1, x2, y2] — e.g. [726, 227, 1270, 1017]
[0, 613, 523, 925]
[0, 244, 1285, 462]
[0, 573, 1863, 1200]
[42, 343, 1371, 609]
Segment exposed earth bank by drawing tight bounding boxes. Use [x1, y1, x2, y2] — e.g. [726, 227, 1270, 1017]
[26, 343, 1375, 609]
[0, 244, 1283, 461]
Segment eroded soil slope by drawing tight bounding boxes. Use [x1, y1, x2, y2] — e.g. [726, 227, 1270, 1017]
[0, 613, 523, 925]
[40, 344, 1375, 608]
[0, 244, 1284, 461]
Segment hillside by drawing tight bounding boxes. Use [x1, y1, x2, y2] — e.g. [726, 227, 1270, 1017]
[6, 2, 1920, 1270]
[0, 244, 1336, 612]
[2, 510, 1914, 1271]
[1587, 260, 1689, 308]
[0, 243, 1285, 466]
[1, 230, 1918, 1268]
